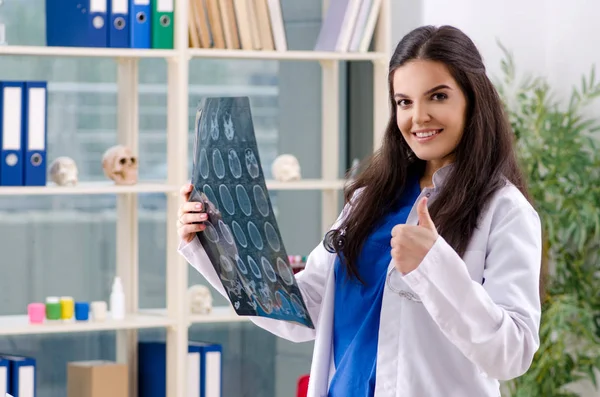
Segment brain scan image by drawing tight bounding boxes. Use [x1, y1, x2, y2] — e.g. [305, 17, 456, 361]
[199, 148, 209, 179]
[244, 149, 260, 179]
[210, 112, 219, 140]
[223, 112, 235, 140]
[228, 149, 242, 179]
[189, 97, 314, 329]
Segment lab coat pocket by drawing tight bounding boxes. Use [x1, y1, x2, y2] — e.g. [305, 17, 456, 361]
[462, 250, 485, 284]
[386, 265, 422, 302]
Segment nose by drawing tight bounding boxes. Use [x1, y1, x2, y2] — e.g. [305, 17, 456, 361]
[412, 102, 431, 125]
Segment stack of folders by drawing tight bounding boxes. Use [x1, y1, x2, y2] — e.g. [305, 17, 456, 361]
[0, 355, 36, 397]
[0, 81, 48, 187]
[45, 0, 175, 49]
[187, 0, 287, 51]
[314, 0, 383, 53]
[138, 341, 222, 397]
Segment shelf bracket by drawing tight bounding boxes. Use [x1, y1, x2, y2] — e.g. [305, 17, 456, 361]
[320, 59, 341, 234]
[115, 57, 140, 397]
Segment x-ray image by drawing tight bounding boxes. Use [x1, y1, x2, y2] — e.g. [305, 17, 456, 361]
[190, 96, 314, 329]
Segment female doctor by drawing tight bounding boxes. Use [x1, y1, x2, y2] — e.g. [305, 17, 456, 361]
[176, 25, 542, 397]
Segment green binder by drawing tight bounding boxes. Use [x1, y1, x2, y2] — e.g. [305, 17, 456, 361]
[151, 0, 174, 49]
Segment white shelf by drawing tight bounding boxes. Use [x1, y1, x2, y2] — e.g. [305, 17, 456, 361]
[0, 45, 176, 58]
[0, 307, 250, 336]
[0, 45, 386, 62]
[189, 306, 249, 324]
[0, 179, 345, 196]
[0, 312, 175, 336]
[0, 182, 179, 196]
[266, 178, 346, 190]
[142, 306, 249, 325]
[188, 48, 387, 62]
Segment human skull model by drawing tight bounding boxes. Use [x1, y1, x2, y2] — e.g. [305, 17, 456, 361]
[102, 145, 138, 185]
[187, 285, 213, 315]
[49, 156, 78, 186]
[271, 154, 301, 182]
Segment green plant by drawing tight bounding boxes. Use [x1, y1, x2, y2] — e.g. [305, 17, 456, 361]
[495, 43, 600, 396]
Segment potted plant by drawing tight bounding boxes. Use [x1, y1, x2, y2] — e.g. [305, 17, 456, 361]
[494, 43, 600, 396]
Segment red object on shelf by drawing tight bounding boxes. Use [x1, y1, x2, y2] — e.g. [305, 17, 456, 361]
[297, 374, 310, 397]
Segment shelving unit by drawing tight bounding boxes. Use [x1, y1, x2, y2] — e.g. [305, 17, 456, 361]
[0, 1, 391, 396]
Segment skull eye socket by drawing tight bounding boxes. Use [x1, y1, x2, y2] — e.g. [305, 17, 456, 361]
[130, 157, 136, 164]
[119, 158, 126, 165]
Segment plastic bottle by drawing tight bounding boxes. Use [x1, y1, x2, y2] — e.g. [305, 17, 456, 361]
[110, 276, 125, 320]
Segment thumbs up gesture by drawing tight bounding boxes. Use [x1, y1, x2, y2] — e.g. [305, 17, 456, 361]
[391, 197, 439, 275]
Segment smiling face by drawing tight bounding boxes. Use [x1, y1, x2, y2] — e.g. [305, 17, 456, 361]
[393, 59, 468, 172]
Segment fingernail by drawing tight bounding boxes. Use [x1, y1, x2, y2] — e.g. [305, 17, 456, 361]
[195, 203, 202, 209]
[200, 214, 207, 220]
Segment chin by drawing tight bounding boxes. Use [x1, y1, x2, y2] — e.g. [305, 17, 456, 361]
[410, 149, 447, 162]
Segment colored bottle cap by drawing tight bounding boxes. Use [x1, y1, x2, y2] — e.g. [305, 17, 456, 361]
[46, 300, 61, 320]
[75, 302, 90, 321]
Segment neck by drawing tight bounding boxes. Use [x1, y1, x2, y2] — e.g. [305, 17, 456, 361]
[420, 158, 453, 189]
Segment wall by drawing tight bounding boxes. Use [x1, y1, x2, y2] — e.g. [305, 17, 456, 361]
[392, 0, 600, 101]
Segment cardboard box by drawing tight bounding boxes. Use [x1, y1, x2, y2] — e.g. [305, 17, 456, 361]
[67, 360, 128, 397]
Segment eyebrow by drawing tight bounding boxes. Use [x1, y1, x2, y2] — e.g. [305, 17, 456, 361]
[394, 84, 452, 99]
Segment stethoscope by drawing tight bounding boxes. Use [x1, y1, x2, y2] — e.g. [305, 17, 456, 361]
[322, 228, 346, 254]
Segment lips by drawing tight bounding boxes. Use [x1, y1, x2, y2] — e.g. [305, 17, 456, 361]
[412, 129, 443, 141]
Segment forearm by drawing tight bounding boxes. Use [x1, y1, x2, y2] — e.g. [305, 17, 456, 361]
[402, 237, 540, 379]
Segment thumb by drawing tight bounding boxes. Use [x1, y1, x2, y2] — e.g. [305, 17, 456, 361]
[417, 197, 436, 231]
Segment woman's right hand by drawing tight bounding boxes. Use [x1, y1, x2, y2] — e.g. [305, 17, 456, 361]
[177, 183, 208, 244]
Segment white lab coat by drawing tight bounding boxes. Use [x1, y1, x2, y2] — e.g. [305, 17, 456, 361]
[178, 165, 542, 397]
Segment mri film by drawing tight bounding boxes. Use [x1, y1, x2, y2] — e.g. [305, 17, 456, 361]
[189, 96, 314, 328]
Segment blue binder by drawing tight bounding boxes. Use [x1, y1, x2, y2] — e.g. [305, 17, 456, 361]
[0, 357, 9, 395]
[0, 355, 35, 397]
[23, 82, 48, 187]
[109, 0, 130, 47]
[130, 0, 151, 48]
[192, 342, 222, 397]
[0, 81, 25, 186]
[138, 341, 222, 397]
[138, 342, 166, 397]
[45, 0, 109, 47]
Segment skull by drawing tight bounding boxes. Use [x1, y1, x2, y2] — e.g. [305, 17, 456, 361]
[271, 154, 301, 182]
[102, 145, 138, 185]
[187, 284, 213, 315]
[49, 156, 78, 186]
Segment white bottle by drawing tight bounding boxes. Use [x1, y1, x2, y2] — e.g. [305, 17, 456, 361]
[110, 276, 126, 320]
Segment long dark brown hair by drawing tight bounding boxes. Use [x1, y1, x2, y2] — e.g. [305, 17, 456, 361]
[334, 25, 530, 282]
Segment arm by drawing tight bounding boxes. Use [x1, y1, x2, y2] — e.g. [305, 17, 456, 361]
[178, 211, 345, 343]
[401, 204, 542, 380]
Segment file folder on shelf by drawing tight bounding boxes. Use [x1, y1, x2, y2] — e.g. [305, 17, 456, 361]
[191, 342, 222, 397]
[0, 357, 8, 395]
[0, 81, 25, 187]
[45, 0, 109, 47]
[138, 341, 222, 397]
[0, 355, 36, 397]
[130, 0, 152, 48]
[23, 82, 48, 187]
[109, 0, 130, 47]
[151, 0, 174, 49]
